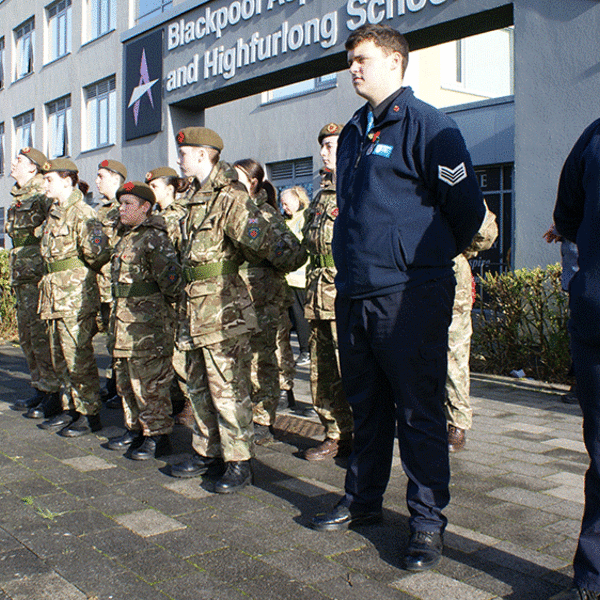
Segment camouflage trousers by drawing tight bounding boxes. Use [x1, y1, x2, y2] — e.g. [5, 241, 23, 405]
[445, 303, 473, 430]
[250, 303, 281, 426]
[276, 309, 295, 392]
[115, 354, 174, 436]
[14, 283, 60, 393]
[186, 334, 253, 462]
[309, 319, 353, 440]
[170, 346, 190, 412]
[47, 313, 101, 415]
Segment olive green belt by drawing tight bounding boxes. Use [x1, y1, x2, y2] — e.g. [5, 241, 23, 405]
[248, 259, 272, 269]
[12, 234, 40, 248]
[45, 257, 85, 273]
[112, 281, 160, 298]
[184, 260, 238, 283]
[310, 254, 335, 269]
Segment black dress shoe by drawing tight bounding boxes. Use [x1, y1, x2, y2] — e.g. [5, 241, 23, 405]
[25, 392, 62, 420]
[59, 414, 102, 438]
[104, 395, 122, 410]
[39, 411, 77, 431]
[12, 389, 45, 412]
[214, 460, 252, 494]
[107, 430, 143, 451]
[130, 435, 171, 460]
[170, 455, 225, 478]
[404, 530, 443, 571]
[310, 502, 382, 531]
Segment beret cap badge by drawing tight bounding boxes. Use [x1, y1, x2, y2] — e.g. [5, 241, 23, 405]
[177, 131, 185, 144]
[124, 181, 135, 192]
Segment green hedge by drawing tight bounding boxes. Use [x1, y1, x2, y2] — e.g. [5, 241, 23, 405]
[0, 249, 17, 342]
[471, 264, 571, 384]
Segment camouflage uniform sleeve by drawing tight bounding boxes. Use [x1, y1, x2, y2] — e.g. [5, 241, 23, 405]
[146, 230, 184, 305]
[463, 204, 498, 259]
[225, 191, 307, 273]
[77, 209, 111, 272]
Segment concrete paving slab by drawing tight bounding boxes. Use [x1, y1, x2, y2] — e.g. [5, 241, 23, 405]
[1, 571, 88, 600]
[114, 508, 186, 537]
[61, 456, 116, 472]
[393, 571, 496, 600]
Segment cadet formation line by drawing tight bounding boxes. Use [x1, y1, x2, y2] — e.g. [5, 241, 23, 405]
[4, 23, 596, 598]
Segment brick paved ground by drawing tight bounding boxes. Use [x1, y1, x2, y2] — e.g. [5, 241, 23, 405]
[0, 337, 584, 599]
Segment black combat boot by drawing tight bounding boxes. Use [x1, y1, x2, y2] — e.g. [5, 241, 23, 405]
[12, 389, 45, 412]
[170, 455, 225, 478]
[39, 410, 78, 431]
[59, 414, 102, 437]
[214, 460, 253, 494]
[25, 392, 62, 419]
[107, 430, 143, 451]
[130, 435, 171, 460]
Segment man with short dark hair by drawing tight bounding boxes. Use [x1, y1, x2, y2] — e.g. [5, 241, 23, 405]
[311, 24, 485, 572]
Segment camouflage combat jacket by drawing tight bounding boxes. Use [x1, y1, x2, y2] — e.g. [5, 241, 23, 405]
[96, 198, 120, 304]
[6, 174, 51, 286]
[178, 161, 307, 350]
[241, 188, 292, 309]
[111, 215, 184, 358]
[157, 199, 187, 255]
[303, 172, 337, 320]
[454, 205, 498, 310]
[38, 189, 110, 320]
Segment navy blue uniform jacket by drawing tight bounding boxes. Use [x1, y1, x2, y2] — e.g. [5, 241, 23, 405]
[554, 118, 600, 344]
[333, 87, 485, 299]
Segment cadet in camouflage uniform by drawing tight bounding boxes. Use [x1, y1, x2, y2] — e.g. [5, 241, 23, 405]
[234, 158, 293, 442]
[95, 159, 127, 405]
[145, 167, 191, 422]
[6, 147, 62, 417]
[446, 205, 498, 452]
[302, 123, 354, 461]
[169, 127, 306, 493]
[106, 181, 184, 460]
[37, 158, 110, 437]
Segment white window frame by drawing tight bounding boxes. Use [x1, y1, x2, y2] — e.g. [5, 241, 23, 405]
[262, 74, 337, 105]
[138, 0, 173, 23]
[14, 18, 35, 81]
[46, 95, 71, 159]
[84, 76, 116, 150]
[0, 122, 5, 175]
[86, 0, 116, 42]
[0, 38, 5, 90]
[14, 110, 35, 150]
[47, 0, 72, 62]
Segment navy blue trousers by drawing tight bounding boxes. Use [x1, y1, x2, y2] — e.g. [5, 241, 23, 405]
[335, 278, 454, 533]
[571, 331, 600, 593]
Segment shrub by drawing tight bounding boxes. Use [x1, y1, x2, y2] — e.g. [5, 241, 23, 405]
[0, 249, 18, 342]
[471, 264, 571, 384]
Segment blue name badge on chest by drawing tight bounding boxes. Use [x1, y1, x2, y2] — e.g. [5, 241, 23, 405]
[368, 143, 393, 158]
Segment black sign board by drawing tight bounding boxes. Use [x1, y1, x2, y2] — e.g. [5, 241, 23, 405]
[124, 29, 163, 141]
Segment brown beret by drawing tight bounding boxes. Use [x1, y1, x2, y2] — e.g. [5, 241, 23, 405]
[176, 127, 224, 151]
[41, 158, 78, 174]
[98, 159, 127, 180]
[19, 147, 48, 169]
[116, 181, 156, 206]
[145, 167, 179, 183]
[318, 123, 344, 145]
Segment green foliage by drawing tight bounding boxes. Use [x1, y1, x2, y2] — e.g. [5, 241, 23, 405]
[471, 264, 571, 383]
[0, 249, 18, 342]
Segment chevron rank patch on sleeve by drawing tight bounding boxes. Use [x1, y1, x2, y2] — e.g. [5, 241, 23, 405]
[438, 162, 467, 186]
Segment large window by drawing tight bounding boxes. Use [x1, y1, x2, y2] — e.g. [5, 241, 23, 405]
[138, 0, 173, 22]
[47, 0, 72, 61]
[0, 38, 5, 89]
[262, 74, 337, 104]
[0, 123, 5, 175]
[47, 95, 71, 158]
[14, 19, 35, 80]
[86, 0, 115, 41]
[84, 76, 116, 150]
[14, 111, 35, 150]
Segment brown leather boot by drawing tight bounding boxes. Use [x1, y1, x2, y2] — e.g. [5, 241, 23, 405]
[304, 438, 352, 461]
[448, 425, 466, 452]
